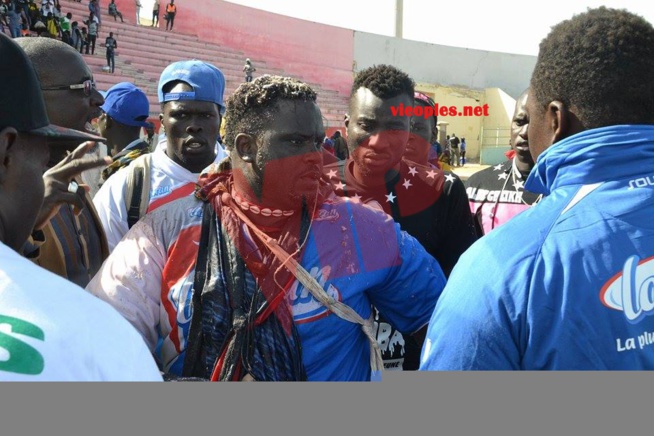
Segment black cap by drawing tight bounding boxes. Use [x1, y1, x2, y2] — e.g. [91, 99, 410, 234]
[0, 33, 105, 142]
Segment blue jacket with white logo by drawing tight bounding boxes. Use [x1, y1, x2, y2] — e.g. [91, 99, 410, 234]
[420, 125, 654, 370]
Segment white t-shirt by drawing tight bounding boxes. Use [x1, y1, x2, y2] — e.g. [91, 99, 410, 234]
[93, 140, 227, 252]
[0, 242, 162, 381]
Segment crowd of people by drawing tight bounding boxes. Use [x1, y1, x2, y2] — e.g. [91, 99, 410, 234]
[1, 0, 180, 42]
[2, 6, 654, 381]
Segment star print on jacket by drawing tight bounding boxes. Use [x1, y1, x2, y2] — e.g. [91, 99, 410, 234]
[322, 158, 478, 277]
[322, 157, 479, 371]
[464, 159, 542, 236]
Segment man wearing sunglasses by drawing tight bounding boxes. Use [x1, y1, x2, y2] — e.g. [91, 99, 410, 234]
[0, 33, 162, 381]
[16, 37, 112, 288]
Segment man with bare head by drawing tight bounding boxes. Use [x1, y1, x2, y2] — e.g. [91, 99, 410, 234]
[16, 37, 112, 288]
[87, 75, 445, 381]
[0, 33, 161, 381]
[323, 64, 477, 371]
[421, 7, 654, 370]
[465, 89, 542, 235]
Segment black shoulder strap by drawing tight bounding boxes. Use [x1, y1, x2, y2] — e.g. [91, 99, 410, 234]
[127, 167, 144, 229]
[181, 202, 216, 378]
[125, 153, 152, 229]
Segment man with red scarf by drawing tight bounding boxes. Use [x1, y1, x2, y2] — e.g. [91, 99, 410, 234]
[86, 75, 446, 381]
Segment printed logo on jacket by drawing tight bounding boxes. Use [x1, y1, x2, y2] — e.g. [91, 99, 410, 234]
[289, 266, 341, 323]
[601, 255, 654, 352]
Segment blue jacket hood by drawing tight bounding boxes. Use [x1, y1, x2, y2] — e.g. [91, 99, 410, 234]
[526, 125, 654, 195]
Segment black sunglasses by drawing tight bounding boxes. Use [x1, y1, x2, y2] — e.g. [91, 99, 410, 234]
[42, 79, 97, 97]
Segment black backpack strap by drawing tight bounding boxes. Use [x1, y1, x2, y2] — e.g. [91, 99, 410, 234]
[181, 202, 216, 378]
[127, 167, 144, 229]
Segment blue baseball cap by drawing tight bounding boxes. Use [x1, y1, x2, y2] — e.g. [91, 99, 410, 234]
[157, 60, 225, 114]
[100, 82, 150, 128]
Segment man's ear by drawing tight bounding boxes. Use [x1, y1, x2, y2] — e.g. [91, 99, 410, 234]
[546, 100, 569, 144]
[344, 114, 350, 131]
[235, 133, 256, 163]
[0, 127, 18, 185]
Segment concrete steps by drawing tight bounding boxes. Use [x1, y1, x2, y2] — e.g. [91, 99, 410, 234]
[60, 0, 348, 126]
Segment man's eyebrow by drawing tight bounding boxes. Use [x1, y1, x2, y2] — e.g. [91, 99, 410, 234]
[276, 131, 318, 138]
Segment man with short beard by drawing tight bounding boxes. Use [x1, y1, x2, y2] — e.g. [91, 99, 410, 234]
[465, 90, 542, 236]
[86, 75, 446, 381]
[323, 64, 477, 371]
[16, 37, 112, 288]
[92, 60, 228, 251]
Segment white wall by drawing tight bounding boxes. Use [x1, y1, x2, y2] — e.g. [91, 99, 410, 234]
[353, 32, 536, 99]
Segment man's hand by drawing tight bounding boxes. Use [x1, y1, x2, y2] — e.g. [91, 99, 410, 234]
[34, 141, 112, 230]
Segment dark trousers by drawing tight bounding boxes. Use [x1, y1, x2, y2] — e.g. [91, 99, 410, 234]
[106, 49, 115, 73]
[152, 10, 159, 26]
[79, 39, 89, 54]
[166, 13, 175, 30]
[86, 34, 96, 54]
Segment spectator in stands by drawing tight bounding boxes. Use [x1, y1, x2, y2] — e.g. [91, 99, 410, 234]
[164, 0, 175, 31]
[5, 0, 23, 38]
[69, 20, 80, 49]
[0, 2, 8, 34]
[52, 1, 61, 19]
[134, 0, 141, 25]
[27, 0, 38, 28]
[16, 37, 112, 288]
[88, 0, 100, 27]
[19, 13, 29, 36]
[243, 58, 256, 82]
[0, 33, 162, 382]
[0, 2, 8, 32]
[92, 59, 228, 251]
[151, 0, 159, 27]
[59, 12, 71, 44]
[45, 11, 59, 38]
[323, 64, 478, 372]
[107, 0, 123, 23]
[15, 0, 28, 28]
[84, 11, 98, 54]
[421, 7, 654, 371]
[86, 74, 445, 381]
[464, 90, 540, 236]
[104, 30, 117, 73]
[331, 130, 348, 161]
[78, 25, 89, 53]
[40, 0, 53, 19]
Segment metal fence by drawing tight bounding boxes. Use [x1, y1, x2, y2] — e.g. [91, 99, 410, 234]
[479, 126, 511, 165]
